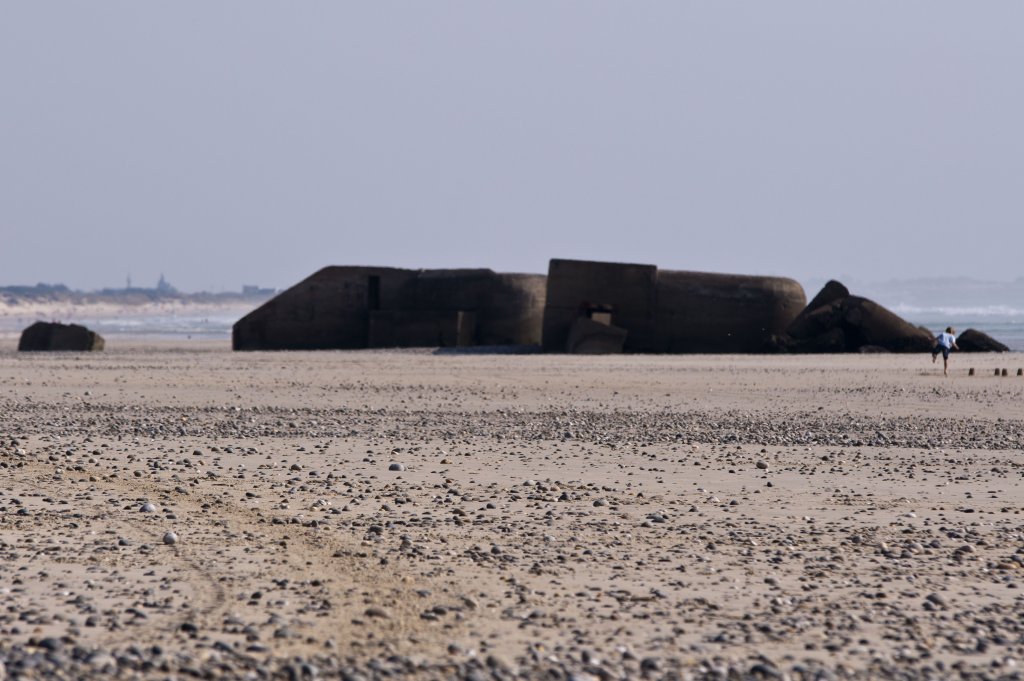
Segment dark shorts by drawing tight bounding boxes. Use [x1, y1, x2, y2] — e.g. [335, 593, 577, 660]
[933, 344, 950, 360]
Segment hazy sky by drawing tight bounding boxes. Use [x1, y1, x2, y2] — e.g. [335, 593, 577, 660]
[2, 3, 1022, 292]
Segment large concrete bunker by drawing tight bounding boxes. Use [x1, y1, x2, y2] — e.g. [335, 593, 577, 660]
[542, 259, 807, 353]
[232, 266, 546, 350]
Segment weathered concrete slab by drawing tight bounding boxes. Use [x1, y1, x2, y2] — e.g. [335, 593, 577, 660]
[566, 316, 628, 354]
[544, 259, 806, 354]
[542, 259, 657, 353]
[957, 328, 1009, 352]
[234, 266, 544, 351]
[18, 322, 104, 351]
[655, 270, 806, 353]
[777, 281, 933, 353]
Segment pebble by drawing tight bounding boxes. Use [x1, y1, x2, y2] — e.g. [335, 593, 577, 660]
[4, 346, 1023, 681]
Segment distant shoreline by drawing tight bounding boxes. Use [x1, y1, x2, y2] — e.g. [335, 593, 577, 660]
[0, 288, 273, 306]
[0, 298, 266, 318]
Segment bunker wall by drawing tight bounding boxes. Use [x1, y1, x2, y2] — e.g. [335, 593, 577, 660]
[232, 267, 415, 350]
[655, 271, 806, 353]
[542, 259, 658, 352]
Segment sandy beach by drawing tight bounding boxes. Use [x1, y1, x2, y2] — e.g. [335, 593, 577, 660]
[2, 341, 1024, 679]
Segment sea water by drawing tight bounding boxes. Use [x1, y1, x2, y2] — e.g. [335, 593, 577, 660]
[82, 311, 245, 340]
[893, 305, 1024, 352]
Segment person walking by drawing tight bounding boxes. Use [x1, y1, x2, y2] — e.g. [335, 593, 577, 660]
[931, 327, 960, 376]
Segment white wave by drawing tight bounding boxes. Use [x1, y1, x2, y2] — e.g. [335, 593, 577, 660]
[888, 303, 1024, 319]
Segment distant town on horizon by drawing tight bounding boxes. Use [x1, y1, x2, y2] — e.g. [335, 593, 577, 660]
[0, 276, 278, 304]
